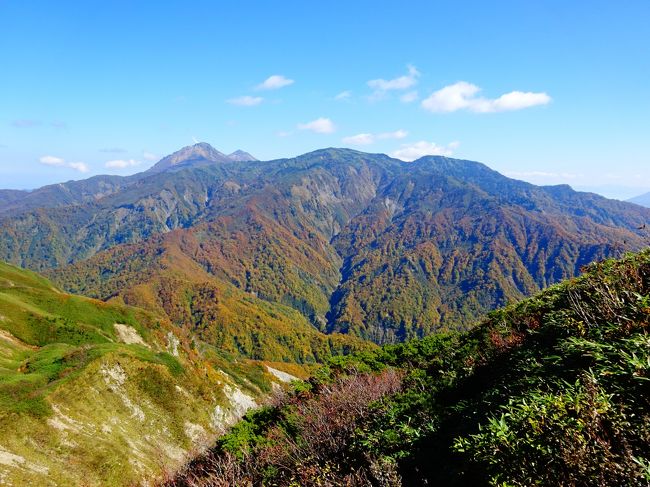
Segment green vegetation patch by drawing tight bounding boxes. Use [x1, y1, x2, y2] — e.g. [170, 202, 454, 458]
[171, 250, 650, 487]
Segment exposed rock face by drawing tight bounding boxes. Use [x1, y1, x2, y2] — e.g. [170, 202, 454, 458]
[227, 149, 258, 162]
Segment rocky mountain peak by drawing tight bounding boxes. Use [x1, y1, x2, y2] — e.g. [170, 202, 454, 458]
[228, 150, 258, 162]
[146, 143, 257, 173]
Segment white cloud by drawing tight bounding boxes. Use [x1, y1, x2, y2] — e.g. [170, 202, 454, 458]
[39, 155, 88, 172]
[368, 65, 420, 92]
[105, 159, 141, 169]
[342, 133, 374, 145]
[391, 141, 459, 161]
[297, 117, 336, 134]
[400, 91, 419, 103]
[68, 162, 89, 173]
[421, 81, 551, 113]
[143, 151, 158, 161]
[39, 155, 65, 166]
[342, 129, 408, 146]
[256, 75, 294, 91]
[227, 95, 264, 106]
[276, 130, 293, 137]
[378, 129, 408, 140]
[334, 90, 352, 100]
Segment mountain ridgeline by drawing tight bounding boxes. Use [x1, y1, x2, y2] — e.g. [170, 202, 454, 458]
[628, 191, 650, 208]
[1, 144, 649, 350]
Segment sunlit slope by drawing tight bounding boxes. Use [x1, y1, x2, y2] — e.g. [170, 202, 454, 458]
[0, 261, 292, 486]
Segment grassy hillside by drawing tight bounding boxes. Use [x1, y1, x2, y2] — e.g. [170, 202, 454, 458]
[0, 261, 305, 486]
[171, 250, 650, 486]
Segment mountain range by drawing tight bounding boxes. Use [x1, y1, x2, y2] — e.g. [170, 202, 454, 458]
[1, 143, 649, 351]
[2, 143, 650, 485]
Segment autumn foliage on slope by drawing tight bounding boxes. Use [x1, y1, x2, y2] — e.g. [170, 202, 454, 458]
[168, 250, 650, 486]
[171, 369, 404, 486]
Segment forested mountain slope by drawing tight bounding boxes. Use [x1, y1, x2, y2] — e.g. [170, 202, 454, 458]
[170, 250, 650, 486]
[1, 145, 649, 345]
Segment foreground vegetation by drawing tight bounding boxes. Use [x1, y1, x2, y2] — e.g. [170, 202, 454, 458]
[0, 261, 295, 486]
[170, 250, 650, 486]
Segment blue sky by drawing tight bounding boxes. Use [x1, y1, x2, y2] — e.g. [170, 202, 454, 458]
[0, 0, 648, 199]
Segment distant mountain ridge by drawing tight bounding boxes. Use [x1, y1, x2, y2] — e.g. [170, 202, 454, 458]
[1, 144, 649, 347]
[227, 149, 258, 162]
[0, 143, 258, 215]
[628, 191, 650, 208]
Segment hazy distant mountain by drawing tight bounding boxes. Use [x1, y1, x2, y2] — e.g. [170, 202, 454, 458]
[0, 189, 28, 206]
[228, 149, 258, 162]
[0, 174, 131, 215]
[0, 143, 258, 215]
[628, 191, 650, 208]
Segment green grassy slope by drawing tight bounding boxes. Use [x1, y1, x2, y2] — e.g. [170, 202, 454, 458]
[172, 250, 650, 486]
[0, 261, 297, 486]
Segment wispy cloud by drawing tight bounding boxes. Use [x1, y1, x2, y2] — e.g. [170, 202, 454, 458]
[39, 155, 89, 172]
[422, 81, 551, 113]
[142, 151, 158, 162]
[342, 129, 408, 146]
[391, 141, 459, 161]
[297, 117, 336, 134]
[400, 91, 419, 103]
[51, 121, 67, 129]
[256, 75, 294, 91]
[367, 65, 420, 101]
[99, 147, 127, 153]
[505, 170, 580, 179]
[105, 159, 141, 169]
[68, 162, 89, 172]
[12, 119, 41, 128]
[39, 156, 65, 166]
[334, 90, 352, 101]
[342, 133, 374, 145]
[227, 95, 264, 106]
[368, 65, 420, 92]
